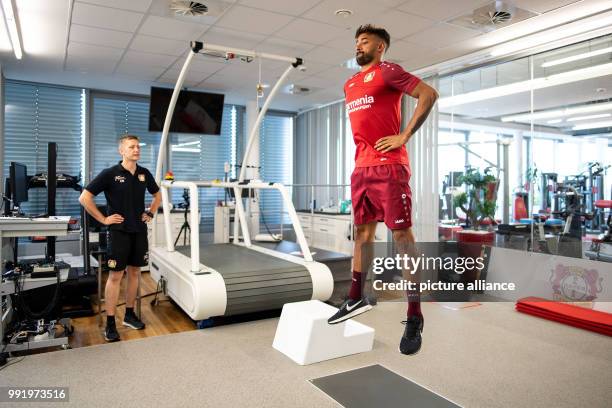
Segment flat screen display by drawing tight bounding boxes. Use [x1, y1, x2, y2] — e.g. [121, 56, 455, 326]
[149, 87, 224, 135]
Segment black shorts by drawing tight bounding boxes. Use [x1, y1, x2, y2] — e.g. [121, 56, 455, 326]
[107, 229, 149, 271]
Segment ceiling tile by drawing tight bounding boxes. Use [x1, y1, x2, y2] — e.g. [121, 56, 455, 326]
[69, 24, 133, 48]
[215, 5, 294, 35]
[316, 65, 356, 83]
[371, 10, 436, 40]
[274, 18, 349, 45]
[256, 37, 316, 58]
[303, 46, 353, 65]
[66, 55, 117, 74]
[199, 27, 266, 50]
[76, 0, 153, 12]
[130, 34, 188, 56]
[171, 55, 227, 74]
[115, 62, 167, 77]
[238, 0, 322, 16]
[139, 15, 208, 41]
[72, 2, 144, 32]
[121, 50, 178, 68]
[403, 23, 480, 49]
[510, 0, 579, 14]
[302, 0, 392, 28]
[385, 40, 431, 63]
[294, 75, 338, 89]
[398, 0, 491, 21]
[295, 60, 335, 77]
[68, 41, 125, 60]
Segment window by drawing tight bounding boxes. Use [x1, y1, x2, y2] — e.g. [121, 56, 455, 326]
[259, 111, 294, 225]
[3, 81, 85, 217]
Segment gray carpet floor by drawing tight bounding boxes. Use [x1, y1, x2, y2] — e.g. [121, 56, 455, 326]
[1, 302, 611, 408]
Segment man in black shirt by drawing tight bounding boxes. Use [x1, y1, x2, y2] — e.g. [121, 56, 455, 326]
[80, 134, 161, 342]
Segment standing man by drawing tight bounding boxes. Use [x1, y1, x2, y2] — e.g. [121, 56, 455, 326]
[327, 25, 438, 355]
[79, 134, 161, 342]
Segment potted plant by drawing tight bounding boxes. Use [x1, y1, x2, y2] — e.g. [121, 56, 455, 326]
[453, 167, 499, 231]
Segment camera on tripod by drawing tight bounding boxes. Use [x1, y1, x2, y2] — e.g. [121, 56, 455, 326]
[177, 188, 190, 209]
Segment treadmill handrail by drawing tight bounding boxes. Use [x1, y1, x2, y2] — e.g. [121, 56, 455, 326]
[152, 41, 302, 254]
[160, 180, 313, 271]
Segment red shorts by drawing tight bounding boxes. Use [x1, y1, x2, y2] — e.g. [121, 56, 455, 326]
[351, 164, 412, 230]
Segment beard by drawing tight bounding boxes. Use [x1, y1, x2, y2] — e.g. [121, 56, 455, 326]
[356, 50, 374, 66]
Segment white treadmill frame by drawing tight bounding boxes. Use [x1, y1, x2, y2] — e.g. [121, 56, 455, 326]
[150, 42, 333, 320]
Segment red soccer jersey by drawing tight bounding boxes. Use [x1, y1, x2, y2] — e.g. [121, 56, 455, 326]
[344, 61, 421, 167]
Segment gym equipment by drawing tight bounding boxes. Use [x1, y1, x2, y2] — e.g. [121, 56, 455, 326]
[539, 172, 558, 215]
[149, 42, 333, 323]
[585, 199, 612, 262]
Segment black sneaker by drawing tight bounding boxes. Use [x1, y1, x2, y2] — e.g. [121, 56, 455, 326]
[104, 323, 120, 342]
[123, 313, 146, 330]
[327, 298, 373, 324]
[399, 315, 424, 355]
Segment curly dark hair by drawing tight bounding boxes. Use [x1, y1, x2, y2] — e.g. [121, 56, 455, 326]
[355, 24, 390, 51]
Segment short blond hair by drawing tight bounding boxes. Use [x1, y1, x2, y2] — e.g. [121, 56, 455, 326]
[118, 134, 139, 146]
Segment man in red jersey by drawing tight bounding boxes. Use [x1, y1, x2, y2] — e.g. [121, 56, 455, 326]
[327, 25, 438, 355]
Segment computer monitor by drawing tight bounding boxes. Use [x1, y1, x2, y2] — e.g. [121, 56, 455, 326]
[9, 162, 28, 206]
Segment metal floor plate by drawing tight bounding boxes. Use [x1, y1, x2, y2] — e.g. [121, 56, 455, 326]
[310, 364, 461, 408]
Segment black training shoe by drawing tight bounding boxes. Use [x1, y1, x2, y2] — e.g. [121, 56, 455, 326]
[399, 315, 424, 355]
[327, 298, 373, 324]
[123, 313, 146, 330]
[104, 323, 120, 342]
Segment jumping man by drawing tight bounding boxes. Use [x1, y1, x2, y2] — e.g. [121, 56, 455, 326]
[327, 25, 439, 355]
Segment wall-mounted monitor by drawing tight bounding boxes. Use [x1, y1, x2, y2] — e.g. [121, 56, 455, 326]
[149, 87, 224, 135]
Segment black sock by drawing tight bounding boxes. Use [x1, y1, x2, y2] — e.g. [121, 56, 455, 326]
[125, 307, 135, 317]
[107, 315, 115, 325]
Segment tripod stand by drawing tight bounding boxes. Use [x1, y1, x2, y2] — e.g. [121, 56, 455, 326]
[174, 189, 191, 247]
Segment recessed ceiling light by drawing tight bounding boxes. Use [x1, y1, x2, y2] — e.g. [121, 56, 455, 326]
[335, 9, 353, 18]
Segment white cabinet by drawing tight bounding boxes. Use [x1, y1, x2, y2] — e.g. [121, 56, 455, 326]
[296, 212, 388, 255]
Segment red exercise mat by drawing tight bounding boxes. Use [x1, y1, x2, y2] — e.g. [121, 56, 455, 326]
[516, 305, 612, 335]
[516, 297, 612, 336]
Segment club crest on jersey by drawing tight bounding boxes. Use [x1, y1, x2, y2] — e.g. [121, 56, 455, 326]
[138, 174, 145, 182]
[364, 72, 375, 82]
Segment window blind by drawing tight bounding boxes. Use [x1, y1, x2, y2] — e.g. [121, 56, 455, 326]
[3, 81, 84, 217]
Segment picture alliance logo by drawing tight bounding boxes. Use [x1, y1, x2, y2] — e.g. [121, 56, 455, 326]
[371, 254, 486, 275]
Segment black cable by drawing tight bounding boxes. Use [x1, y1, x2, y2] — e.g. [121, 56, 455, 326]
[13, 267, 61, 320]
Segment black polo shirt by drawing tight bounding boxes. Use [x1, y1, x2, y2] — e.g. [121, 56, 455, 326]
[85, 161, 160, 232]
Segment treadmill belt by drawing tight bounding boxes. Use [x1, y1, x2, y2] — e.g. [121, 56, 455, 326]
[311, 365, 461, 408]
[177, 244, 306, 275]
[177, 244, 313, 315]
